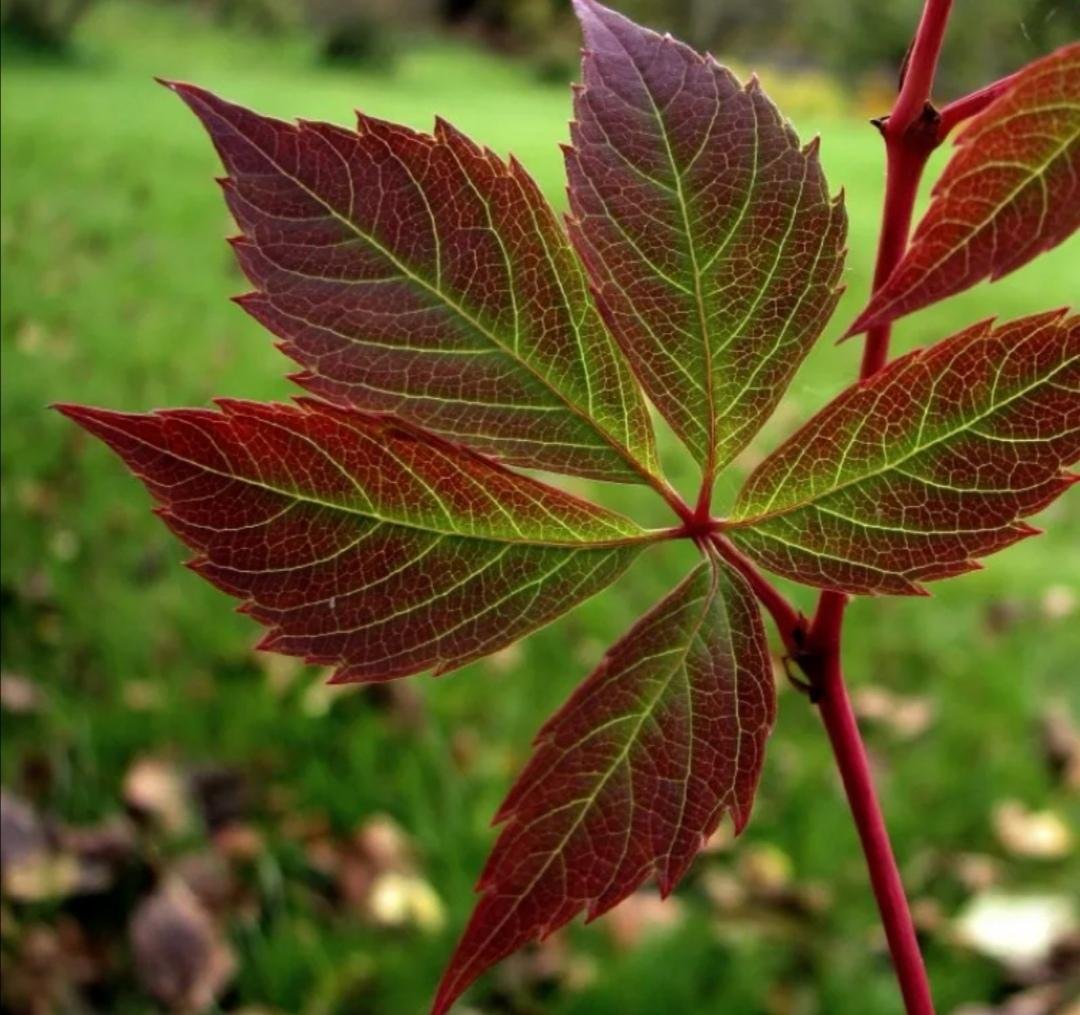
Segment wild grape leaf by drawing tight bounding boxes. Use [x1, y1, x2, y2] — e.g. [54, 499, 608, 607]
[166, 83, 659, 484]
[565, 0, 846, 473]
[726, 310, 1079, 595]
[432, 555, 774, 1014]
[849, 44, 1080, 334]
[57, 399, 652, 681]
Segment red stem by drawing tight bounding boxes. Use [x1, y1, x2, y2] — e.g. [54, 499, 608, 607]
[860, 140, 932, 376]
[891, 0, 953, 132]
[806, 0, 955, 1010]
[815, 649, 936, 1015]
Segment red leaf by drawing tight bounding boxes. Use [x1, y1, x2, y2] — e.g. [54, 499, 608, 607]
[565, 0, 846, 472]
[166, 82, 658, 484]
[849, 44, 1080, 334]
[727, 311, 1080, 594]
[432, 555, 774, 1013]
[56, 399, 649, 681]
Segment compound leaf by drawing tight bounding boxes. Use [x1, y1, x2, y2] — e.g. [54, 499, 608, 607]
[727, 310, 1079, 595]
[57, 399, 650, 681]
[167, 83, 659, 484]
[849, 44, 1080, 334]
[566, 0, 846, 473]
[433, 554, 774, 1013]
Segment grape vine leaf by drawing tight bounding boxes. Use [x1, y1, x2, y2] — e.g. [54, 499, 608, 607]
[432, 555, 773, 1015]
[727, 310, 1080, 595]
[848, 43, 1080, 334]
[565, 0, 847, 473]
[166, 82, 659, 485]
[56, 399, 651, 682]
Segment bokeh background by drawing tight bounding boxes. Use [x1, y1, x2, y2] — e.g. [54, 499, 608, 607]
[2, 1, 1079, 1012]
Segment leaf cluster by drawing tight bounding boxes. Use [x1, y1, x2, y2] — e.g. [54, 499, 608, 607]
[58, 2, 1079, 1009]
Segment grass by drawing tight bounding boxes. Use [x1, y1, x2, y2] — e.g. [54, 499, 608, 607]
[2, 3, 1078, 1012]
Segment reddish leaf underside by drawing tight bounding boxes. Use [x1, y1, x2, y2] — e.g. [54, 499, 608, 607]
[57, 399, 649, 682]
[566, 0, 846, 472]
[849, 43, 1080, 334]
[432, 555, 774, 1014]
[728, 310, 1080, 595]
[166, 82, 659, 484]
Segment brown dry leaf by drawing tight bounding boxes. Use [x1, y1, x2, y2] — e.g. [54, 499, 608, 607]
[1040, 584, 1077, 621]
[738, 844, 794, 896]
[172, 851, 238, 917]
[700, 869, 747, 912]
[600, 891, 684, 950]
[1039, 703, 1080, 791]
[852, 686, 935, 740]
[190, 766, 249, 832]
[124, 757, 195, 837]
[336, 814, 444, 931]
[353, 813, 416, 875]
[993, 800, 1074, 860]
[0, 673, 43, 714]
[952, 852, 1004, 892]
[130, 877, 235, 1012]
[1, 790, 111, 902]
[212, 823, 264, 863]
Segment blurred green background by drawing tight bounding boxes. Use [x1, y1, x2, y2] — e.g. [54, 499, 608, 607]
[2, 1, 1079, 1013]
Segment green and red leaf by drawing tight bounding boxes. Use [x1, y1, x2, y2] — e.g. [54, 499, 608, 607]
[849, 44, 1080, 334]
[57, 399, 648, 681]
[727, 310, 1080, 595]
[167, 82, 659, 484]
[433, 554, 774, 1014]
[565, 0, 846, 473]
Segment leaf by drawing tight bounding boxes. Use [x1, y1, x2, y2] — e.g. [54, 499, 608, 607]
[56, 399, 650, 681]
[167, 82, 658, 484]
[726, 310, 1080, 595]
[565, 0, 846, 473]
[849, 44, 1080, 334]
[433, 555, 774, 1014]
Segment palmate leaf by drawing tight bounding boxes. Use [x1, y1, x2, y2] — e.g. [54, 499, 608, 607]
[57, 399, 652, 681]
[167, 83, 659, 484]
[849, 43, 1080, 334]
[432, 554, 773, 1015]
[727, 311, 1080, 595]
[565, 0, 846, 474]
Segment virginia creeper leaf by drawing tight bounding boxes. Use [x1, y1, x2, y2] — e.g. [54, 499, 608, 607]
[433, 554, 774, 1014]
[166, 82, 659, 484]
[727, 310, 1080, 595]
[849, 43, 1080, 334]
[565, 0, 846, 472]
[57, 399, 651, 681]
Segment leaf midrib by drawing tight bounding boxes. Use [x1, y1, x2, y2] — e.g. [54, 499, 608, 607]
[728, 341, 1077, 527]
[201, 93, 652, 480]
[88, 412, 648, 549]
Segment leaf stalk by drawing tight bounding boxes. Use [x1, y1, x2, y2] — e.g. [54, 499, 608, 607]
[802, 2, 958, 1010]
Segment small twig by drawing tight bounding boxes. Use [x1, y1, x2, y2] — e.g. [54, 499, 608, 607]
[937, 70, 1020, 138]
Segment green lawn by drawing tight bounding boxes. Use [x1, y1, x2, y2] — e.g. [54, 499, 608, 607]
[2, 4, 1078, 1013]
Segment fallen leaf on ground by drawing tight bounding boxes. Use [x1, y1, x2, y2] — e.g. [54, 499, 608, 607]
[953, 891, 1077, 967]
[123, 757, 195, 837]
[599, 891, 685, 950]
[993, 800, 1074, 860]
[130, 877, 235, 1011]
[852, 686, 935, 739]
[0, 673, 43, 714]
